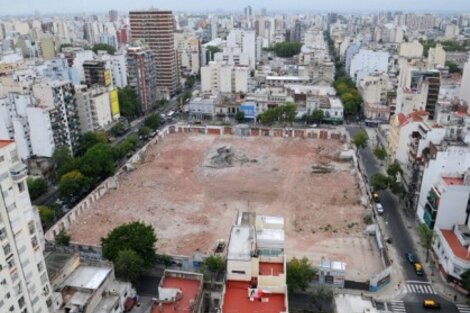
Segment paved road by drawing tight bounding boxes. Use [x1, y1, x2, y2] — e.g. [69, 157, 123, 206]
[346, 125, 458, 313]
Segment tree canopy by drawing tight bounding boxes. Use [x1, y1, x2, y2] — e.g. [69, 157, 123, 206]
[268, 42, 303, 58]
[92, 43, 116, 55]
[417, 223, 434, 262]
[235, 111, 245, 123]
[286, 257, 317, 293]
[259, 103, 297, 125]
[118, 86, 141, 119]
[80, 143, 115, 182]
[27, 177, 48, 201]
[77, 131, 108, 155]
[352, 130, 368, 149]
[58, 170, 91, 204]
[101, 221, 157, 267]
[144, 113, 161, 130]
[370, 173, 389, 192]
[202, 255, 225, 274]
[373, 147, 387, 161]
[114, 249, 145, 286]
[460, 269, 470, 291]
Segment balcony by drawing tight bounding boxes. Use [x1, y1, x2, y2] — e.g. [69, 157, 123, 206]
[427, 189, 440, 209]
[10, 163, 27, 182]
[423, 208, 435, 229]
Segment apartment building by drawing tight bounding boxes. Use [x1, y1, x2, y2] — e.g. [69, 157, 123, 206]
[349, 49, 389, 82]
[32, 81, 81, 154]
[46, 252, 135, 313]
[460, 55, 470, 106]
[201, 62, 249, 94]
[358, 73, 390, 121]
[221, 212, 289, 313]
[129, 10, 179, 96]
[174, 31, 201, 75]
[75, 86, 114, 133]
[0, 140, 53, 313]
[83, 60, 112, 88]
[127, 46, 158, 113]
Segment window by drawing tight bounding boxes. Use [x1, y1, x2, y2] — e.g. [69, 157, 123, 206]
[0, 155, 4, 163]
[231, 270, 246, 274]
[28, 222, 35, 235]
[7, 258, 15, 269]
[18, 182, 25, 193]
[18, 296, 25, 308]
[31, 236, 38, 249]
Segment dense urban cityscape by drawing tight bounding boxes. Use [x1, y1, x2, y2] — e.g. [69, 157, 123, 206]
[0, 1, 470, 313]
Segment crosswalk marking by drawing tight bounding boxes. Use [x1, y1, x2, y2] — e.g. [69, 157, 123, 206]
[389, 301, 406, 313]
[457, 304, 470, 313]
[404, 282, 436, 295]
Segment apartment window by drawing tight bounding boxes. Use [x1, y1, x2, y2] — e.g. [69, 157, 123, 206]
[3, 243, 11, 256]
[0, 228, 6, 240]
[37, 262, 44, 273]
[11, 271, 18, 282]
[0, 155, 4, 163]
[7, 258, 15, 269]
[231, 270, 246, 274]
[31, 236, 38, 249]
[18, 296, 25, 308]
[28, 222, 35, 235]
[10, 150, 18, 163]
[15, 282, 23, 296]
[18, 182, 25, 193]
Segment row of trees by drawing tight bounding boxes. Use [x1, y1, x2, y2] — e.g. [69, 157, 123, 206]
[420, 39, 470, 57]
[258, 103, 297, 125]
[265, 42, 303, 58]
[117, 86, 141, 119]
[370, 161, 406, 197]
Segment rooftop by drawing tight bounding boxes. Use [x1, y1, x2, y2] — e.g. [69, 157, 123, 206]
[45, 251, 76, 281]
[259, 262, 284, 276]
[227, 225, 254, 261]
[441, 229, 470, 262]
[63, 265, 111, 290]
[222, 281, 286, 313]
[153, 277, 201, 313]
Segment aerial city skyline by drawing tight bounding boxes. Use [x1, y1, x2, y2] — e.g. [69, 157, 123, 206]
[0, 2, 470, 313]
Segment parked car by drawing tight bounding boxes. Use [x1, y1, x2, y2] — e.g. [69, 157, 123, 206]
[375, 203, 384, 215]
[405, 252, 416, 264]
[423, 299, 441, 309]
[414, 262, 424, 276]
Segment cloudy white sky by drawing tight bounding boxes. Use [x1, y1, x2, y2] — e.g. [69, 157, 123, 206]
[1, 0, 469, 15]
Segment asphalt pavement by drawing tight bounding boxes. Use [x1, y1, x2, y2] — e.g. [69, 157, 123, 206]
[346, 125, 459, 313]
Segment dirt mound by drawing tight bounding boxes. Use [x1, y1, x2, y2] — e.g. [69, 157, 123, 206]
[203, 146, 256, 168]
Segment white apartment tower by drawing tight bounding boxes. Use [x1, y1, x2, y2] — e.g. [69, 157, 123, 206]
[0, 140, 53, 313]
[461, 55, 470, 107]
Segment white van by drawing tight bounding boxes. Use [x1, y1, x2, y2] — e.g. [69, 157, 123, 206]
[375, 203, 384, 215]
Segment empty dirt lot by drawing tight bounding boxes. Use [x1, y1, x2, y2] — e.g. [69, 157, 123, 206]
[68, 133, 381, 280]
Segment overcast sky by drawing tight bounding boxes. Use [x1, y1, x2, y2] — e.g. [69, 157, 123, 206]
[1, 0, 470, 15]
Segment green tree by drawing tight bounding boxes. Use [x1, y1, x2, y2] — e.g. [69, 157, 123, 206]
[417, 223, 434, 262]
[38, 206, 55, 225]
[286, 257, 317, 293]
[110, 122, 128, 136]
[77, 131, 108, 155]
[55, 229, 71, 246]
[144, 113, 161, 130]
[92, 43, 116, 55]
[373, 147, 387, 161]
[460, 269, 470, 291]
[309, 286, 335, 313]
[114, 249, 145, 286]
[202, 255, 225, 275]
[53, 146, 75, 179]
[118, 86, 141, 118]
[101, 221, 157, 267]
[352, 131, 368, 149]
[370, 173, 389, 192]
[386, 161, 403, 178]
[235, 111, 245, 123]
[138, 126, 151, 138]
[58, 170, 91, 204]
[271, 42, 303, 58]
[446, 61, 461, 74]
[206, 45, 222, 60]
[27, 177, 48, 201]
[79, 143, 115, 181]
[311, 109, 324, 123]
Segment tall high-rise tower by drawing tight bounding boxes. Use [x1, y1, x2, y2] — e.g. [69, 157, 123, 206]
[129, 10, 180, 97]
[0, 140, 53, 313]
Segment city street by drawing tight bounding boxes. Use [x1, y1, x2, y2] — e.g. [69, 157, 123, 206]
[346, 125, 459, 313]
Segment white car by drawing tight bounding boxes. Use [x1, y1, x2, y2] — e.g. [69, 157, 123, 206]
[375, 203, 384, 215]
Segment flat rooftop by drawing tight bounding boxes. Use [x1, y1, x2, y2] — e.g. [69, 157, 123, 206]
[64, 134, 371, 279]
[222, 281, 286, 313]
[227, 225, 254, 261]
[63, 265, 111, 290]
[153, 277, 201, 313]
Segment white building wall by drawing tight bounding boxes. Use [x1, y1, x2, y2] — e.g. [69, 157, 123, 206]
[93, 92, 113, 129]
[399, 40, 423, 58]
[417, 146, 470, 222]
[435, 187, 470, 230]
[234, 67, 248, 93]
[219, 65, 233, 93]
[200, 66, 213, 92]
[12, 118, 31, 160]
[461, 56, 470, 107]
[349, 49, 389, 82]
[26, 107, 55, 157]
[0, 142, 53, 313]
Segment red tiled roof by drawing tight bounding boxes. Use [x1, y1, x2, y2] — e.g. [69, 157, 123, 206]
[0, 140, 13, 148]
[222, 281, 286, 313]
[259, 262, 284, 276]
[408, 110, 429, 122]
[152, 277, 201, 313]
[397, 113, 407, 126]
[441, 229, 470, 262]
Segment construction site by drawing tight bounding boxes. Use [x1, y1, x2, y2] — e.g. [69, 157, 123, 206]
[65, 132, 382, 281]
